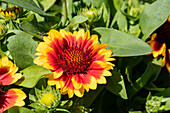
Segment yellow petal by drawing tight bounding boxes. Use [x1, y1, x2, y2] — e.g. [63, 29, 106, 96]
[84, 30, 90, 40]
[76, 29, 84, 40]
[102, 70, 112, 76]
[87, 76, 97, 90]
[53, 68, 63, 79]
[71, 75, 82, 90]
[49, 29, 63, 40]
[68, 88, 74, 98]
[97, 76, 106, 84]
[10, 73, 22, 84]
[60, 29, 68, 37]
[90, 35, 98, 45]
[74, 87, 84, 97]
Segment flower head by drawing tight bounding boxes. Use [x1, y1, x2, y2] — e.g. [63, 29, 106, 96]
[0, 56, 22, 85]
[147, 13, 170, 72]
[34, 29, 115, 98]
[0, 88, 26, 113]
[0, 6, 23, 18]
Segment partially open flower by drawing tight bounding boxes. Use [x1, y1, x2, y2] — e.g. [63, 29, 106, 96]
[0, 56, 22, 85]
[147, 13, 170, 72]
[0, 88, 26, 113]
[0, 6, 23, 18]
[34, 29, 115, 98]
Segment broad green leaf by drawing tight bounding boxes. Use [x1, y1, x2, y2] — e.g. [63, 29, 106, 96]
[7, 106, 19, 113]
[105, 70, 128, 99]
[93, 27, 152, 56]
[20, 21, 43, 39]
[83, 85, 104, 107]
[128, 63, 161, 97]
[113, 0, 124, 11]
[139, 0, 170, 41]
[1, 0, 52, 16]
[17, 65, 51, 88]
[20, 14, 44, 39]
[39, 0, 56, 12]
[68, 16, 88, 27]
[7, 30, 38, 69]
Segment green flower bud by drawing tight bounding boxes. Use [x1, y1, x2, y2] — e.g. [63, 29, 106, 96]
[38, 86, 60, 109]
[81, 6, 99, 22]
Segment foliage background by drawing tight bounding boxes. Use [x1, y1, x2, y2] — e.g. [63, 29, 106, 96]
[0, 0, 170, 113]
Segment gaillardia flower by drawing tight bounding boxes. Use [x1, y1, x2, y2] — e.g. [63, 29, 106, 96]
[0, 88, 26, 113]
[0, 6, 22, 18]
[34, 29, 115, 98]
[147, 14, 170, 73]
[0, 56, 22, 85]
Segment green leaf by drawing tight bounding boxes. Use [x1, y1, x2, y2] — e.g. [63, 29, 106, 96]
[165, 99, 170, 111]
[39, 0, 56, 12]
[129, 111, 142, 113]
[128, 63, 161, 97]
[7, 30, 38, 69]
[68, 15, 88, 27]
[1, 0, 52, 16]
[105, 70, 128, 99]
[7, 106, 19, 113]
[56, 108, 71, 113]
[17, 65, 51, 88]
[19, 107, 35, 113]
[113, 0, 124, 11]
[0, 49, 6, 58]
[110, 11, 127, 31]
[66, 0, 73, 19]
[139, 0, 170, 41]
[20, 14, 43, 39]
[93, 27, 152, 56]
[29, 103, 46, 110]
[83, 85, 104, 107]
[156, 88, 170, 97]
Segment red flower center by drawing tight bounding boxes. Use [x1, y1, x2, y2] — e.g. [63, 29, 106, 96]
[155, 20, 170, 49]
[60, 46, 92, 75]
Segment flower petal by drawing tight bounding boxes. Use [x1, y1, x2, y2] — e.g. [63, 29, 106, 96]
[0, 89, 26, 112]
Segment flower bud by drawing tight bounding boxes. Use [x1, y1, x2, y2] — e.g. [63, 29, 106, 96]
[81, 6, 99, 22]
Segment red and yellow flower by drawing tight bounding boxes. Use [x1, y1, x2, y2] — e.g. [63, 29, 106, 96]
[0, 56, 22, 85]
[0, 88, 26, 113]
[147, 13, 170, 73]
[34, 29, 115, 98]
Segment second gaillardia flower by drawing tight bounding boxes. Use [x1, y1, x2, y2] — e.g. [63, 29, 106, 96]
[34, 29, 115, 98]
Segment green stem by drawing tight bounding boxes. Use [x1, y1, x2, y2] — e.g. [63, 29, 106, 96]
[62, 0, 67, 26]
